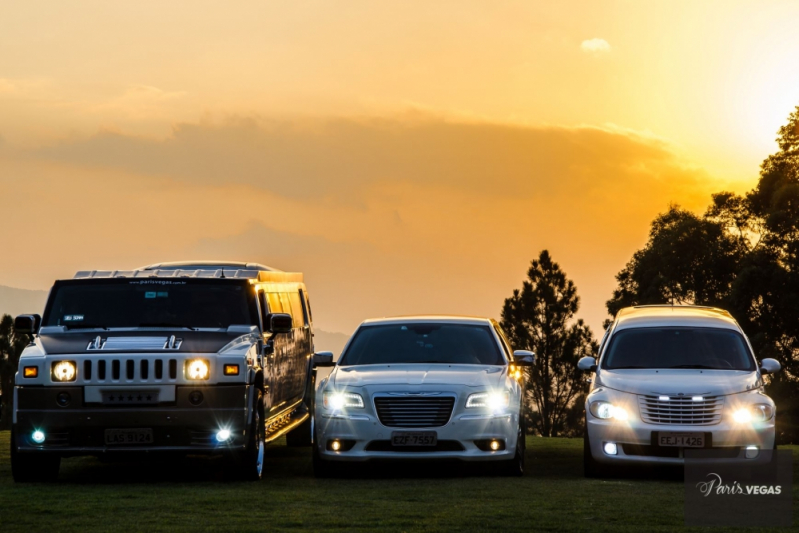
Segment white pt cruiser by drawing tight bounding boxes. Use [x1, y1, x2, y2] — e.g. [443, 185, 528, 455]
[313, 316, 534, 477]
[579, 305, 781, 476]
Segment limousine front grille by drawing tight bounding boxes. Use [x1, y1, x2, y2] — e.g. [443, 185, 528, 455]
[374, 396, 455, 428]
[638, 395, 724, 425]
[78, 357, 178, 384]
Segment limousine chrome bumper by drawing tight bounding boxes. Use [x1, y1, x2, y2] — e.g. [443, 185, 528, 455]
[13, 384, 252, 455]
[315, 411, 521, 462]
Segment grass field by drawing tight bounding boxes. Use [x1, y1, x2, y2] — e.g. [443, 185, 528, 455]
[0, 431, 796, 532]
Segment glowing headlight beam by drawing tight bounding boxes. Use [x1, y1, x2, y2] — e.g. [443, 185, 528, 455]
[52, 361, 77, 382]
[185, 359, 210, 380]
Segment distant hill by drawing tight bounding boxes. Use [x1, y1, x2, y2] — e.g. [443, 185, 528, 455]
[0, 285, 49, 319]
[313, 329, 350, 359]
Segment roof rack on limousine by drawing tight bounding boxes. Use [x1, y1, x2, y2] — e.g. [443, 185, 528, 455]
[74, 261, 303, 283]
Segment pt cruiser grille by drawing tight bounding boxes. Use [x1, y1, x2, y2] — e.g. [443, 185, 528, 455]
[638, 395, 724, 425]
[374, 396, 455, 428]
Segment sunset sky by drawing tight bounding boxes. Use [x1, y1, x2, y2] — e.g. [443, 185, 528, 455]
[2, 0, 799, 338]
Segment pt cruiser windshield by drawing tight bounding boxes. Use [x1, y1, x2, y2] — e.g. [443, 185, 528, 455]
[42, 279, 259, 329]
[339, 323, 505, 365]
[602, 327, 755, 371]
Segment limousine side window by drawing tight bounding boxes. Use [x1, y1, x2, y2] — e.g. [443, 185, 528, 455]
[266, 292, 283, 314]
[257, 291, 269, 330]
[298, 289, 310, 327]
[288, 291, 304, 328]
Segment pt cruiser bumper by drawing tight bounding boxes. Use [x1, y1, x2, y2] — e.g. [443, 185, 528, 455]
[14, 384, 252, 454]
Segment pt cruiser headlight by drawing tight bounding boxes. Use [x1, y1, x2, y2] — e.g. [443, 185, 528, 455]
[733, 404, 774, 423]
[185, 359, 210, 380]
[323, 391, 364, 410]
[589, 400, 628, 421]
[466, 391, 510, 411]
[52, 361, 77, 382]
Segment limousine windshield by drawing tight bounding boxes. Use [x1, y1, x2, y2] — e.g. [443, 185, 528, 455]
[42, 279, 259, 329]
[602, 327, 756, 371]
[339, 323, 505, 365]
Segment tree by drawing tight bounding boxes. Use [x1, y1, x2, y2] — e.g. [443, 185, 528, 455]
[501, 250, 598, 437]
[0, 314, 31, 429]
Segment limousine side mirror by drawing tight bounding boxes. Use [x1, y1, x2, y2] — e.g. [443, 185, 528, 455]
[513, 350, 535, 366]
[14, 314, 41, 335]
[269, 313, 293, 334]
[577, 356, 597, 372]
[760, 358, 781, 375]
[313, 351, 335, 368]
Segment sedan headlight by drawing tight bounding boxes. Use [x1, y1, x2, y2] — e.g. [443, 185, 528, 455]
[733, 404, 774, 423]
[589, 400, 628, 421]
[466, 391, 510, 411]
[52, 361, 77, 382]
[185, 359, 210, 380]
[323, 391, 364, 410]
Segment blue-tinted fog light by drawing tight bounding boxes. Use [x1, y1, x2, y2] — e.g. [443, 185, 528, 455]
[215, 429, 231, 442]
[32, 430, 45, 444]
[603, 442, 618, 455]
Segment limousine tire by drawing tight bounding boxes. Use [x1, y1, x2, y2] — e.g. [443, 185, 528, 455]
[227, 392, 265, 481]
[10, 426, 60, 483]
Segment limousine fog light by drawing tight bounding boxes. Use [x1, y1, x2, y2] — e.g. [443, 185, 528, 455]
[52, 361, 77, 382]
[215, 429, 231, 443]
[56, 392, 71, 407]
[31, 430, 45, 444]
[603, 442, 618, 456]
[189, 391, 204, 405]
[745, 445, 760, 459]
[185, 359, 210, 380]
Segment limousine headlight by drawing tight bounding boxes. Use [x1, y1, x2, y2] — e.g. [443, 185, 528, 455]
[589, 400, 628, 421]
[185, 359, 210, 380]
[733, 404, 774, 423]
[52, 361, 77, 382]
[323, 391, 364, 410]
[466, 391, 510, 411]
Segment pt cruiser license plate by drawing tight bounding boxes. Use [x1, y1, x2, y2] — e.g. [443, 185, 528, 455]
[104, 429, 154, 445]
[391, 431, 437, 446]
[658, 432, 705, 448]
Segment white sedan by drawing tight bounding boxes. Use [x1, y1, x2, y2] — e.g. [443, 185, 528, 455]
[312, 316, 534, 477]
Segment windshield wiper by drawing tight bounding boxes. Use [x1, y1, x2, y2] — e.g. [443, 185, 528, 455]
[64, 324, 109, 330]
[138, 322, 197, 331]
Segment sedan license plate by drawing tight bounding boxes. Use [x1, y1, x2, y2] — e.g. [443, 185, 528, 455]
[104, 428, 154, 445]
[658, 432, 705, 448]
[391, 431, 437, 447]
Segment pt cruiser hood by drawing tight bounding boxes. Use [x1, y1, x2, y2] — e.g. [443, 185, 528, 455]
[331, 364, 506, 388]
[598, 369, 762, 397]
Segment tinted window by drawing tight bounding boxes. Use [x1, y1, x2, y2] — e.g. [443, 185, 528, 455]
[340, 323, 505, 366]
[602, 327, 755, 371]
[43, 279, 258, 329]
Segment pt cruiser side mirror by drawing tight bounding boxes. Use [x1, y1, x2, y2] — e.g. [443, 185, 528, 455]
[760, 358, 781, 375]
[313, 351, 335, 368]
[269, 313, 293, 334]
[513, 350, 535, 366]
[577, 356, 597, 372]
[14, 314, 41, 335]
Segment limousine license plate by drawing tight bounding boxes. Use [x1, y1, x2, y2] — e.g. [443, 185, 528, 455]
[104, 428, 154, 445]
[658, 432, 705, 448]
[391, 431, 437, 447]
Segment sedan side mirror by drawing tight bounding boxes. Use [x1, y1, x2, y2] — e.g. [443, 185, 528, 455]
[313, 351, 335, 368]
[577, 356, 597, 372]
[513, 350, 535, 366]
[269, 313, 293, 334]
[760, 358, 781, 375]
[14, 314, 41, 335]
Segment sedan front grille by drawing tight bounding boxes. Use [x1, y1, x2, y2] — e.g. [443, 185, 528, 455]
[638, 395, 724, 425]
[373, 396, 455, 428]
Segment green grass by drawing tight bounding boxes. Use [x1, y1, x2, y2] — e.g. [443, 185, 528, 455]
[0, 431, 796, 532]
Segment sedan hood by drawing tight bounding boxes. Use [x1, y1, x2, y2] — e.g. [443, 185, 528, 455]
[331, 364, 505, 389]
[597, 369, 762, 397]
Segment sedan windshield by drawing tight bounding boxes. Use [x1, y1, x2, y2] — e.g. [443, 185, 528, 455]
[42, 279, 259, 329]
[602, 327, 755, 371]
[339, 323, 505, 366]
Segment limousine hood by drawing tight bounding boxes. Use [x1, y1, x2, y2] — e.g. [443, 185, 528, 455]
[331, 364, 506, 389]
[33, 329, 255, 355]
[597, 369, 762, 397]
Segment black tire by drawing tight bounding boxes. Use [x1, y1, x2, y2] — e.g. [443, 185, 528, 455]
[227, 391, 265, 481]
[583, 419, 607, 478]
[496, 406, 525, 476]
[312, 441, 339, 478]
[10, 426, 60, 483]
[287, 373, 315, 447]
